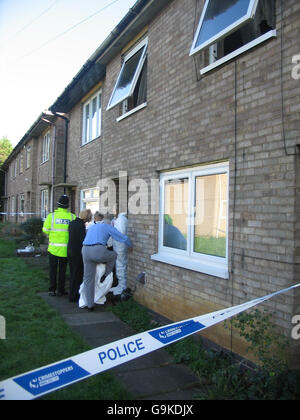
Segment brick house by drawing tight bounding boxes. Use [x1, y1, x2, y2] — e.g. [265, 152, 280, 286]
[2, 0, 300, 366]
[2, 114, 67, 223]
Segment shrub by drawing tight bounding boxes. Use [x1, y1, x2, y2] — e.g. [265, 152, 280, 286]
[20, 218, 45, 248]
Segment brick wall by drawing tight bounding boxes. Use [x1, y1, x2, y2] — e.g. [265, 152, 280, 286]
[96, 0, 300, 362]
[4, 0, 297, 364]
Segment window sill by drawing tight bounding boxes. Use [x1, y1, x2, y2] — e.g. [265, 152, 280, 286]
[200, 30, 277, 76]
[151, 252, 229, 279]
[81, 135, 101, 148]
[116, 102, 147, 122]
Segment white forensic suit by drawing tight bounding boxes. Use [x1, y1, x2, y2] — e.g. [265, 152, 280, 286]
[110, 213, 129, 296]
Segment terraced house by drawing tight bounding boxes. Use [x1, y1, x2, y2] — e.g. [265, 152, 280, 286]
[2, 0, 300, 367]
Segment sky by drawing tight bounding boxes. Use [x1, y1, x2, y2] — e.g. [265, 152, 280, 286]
[0, 0, 137, 146]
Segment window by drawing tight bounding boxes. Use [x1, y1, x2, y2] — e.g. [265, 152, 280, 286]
[82, 90, 102, 145]
[152, 163, 229, 279]
[80, 188, 100, 214]
[107, 38, 148, 113]
[26, 146, 31, 169]
[19, 194, 25, 216]
[190, 0, 276, 74]
[42, 131, 50, 163]
[19, 155, 24, 174]
[11, 196, 15, 214]
[41, 189, 49, 220]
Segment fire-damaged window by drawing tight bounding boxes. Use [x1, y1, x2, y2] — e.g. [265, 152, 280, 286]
[190, 0, 276, 74]
[107, 38, 148, 117]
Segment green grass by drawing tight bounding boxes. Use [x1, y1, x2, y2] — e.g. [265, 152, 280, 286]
[0, 235, 132, 400]
[194, 235, 226, 258]
[0, 238, 18, 258]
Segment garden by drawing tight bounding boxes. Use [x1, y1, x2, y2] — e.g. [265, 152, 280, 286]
[0, 220, 299, 400]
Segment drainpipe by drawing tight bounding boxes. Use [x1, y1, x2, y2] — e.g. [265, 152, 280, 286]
[41, 118, 56, 212]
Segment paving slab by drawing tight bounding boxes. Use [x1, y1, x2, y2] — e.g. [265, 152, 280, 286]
[39, 292, 202, 400]
[114, 364, 201, 399]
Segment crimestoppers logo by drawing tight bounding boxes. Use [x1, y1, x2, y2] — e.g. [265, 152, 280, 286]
[149, 320, 206, 345]
[0, 315, 5, 340]
[13, 360, 90, 397]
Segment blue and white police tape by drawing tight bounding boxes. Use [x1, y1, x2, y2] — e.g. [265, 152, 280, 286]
[0, 283, 299, 400]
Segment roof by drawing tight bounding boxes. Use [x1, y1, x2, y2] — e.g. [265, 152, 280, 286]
[2, 0, 173, 169]
[1, 113, 57, 169]
[50, 0, 173, 113]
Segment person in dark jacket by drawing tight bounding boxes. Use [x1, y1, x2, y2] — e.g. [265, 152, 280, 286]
[68, 209, 92, 302]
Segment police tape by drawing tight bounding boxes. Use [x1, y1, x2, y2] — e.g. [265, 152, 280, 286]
[0, 283, 299, 400]
[0, 212, 40, 216]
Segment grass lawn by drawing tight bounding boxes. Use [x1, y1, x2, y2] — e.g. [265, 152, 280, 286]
[0, 235, 131, 400]
[194, 235, 226, 258]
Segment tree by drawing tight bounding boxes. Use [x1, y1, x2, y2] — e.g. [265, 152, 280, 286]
[0, 137, 13, 167]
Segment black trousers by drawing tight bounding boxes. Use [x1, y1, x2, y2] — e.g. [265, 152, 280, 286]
[49, 253, 68, 294]
[68, 255, 84, 302]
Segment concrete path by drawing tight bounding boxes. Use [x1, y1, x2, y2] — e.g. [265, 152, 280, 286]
[39, 293, 202, 400]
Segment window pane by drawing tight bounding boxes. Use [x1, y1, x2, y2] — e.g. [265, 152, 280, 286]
[97, 94, 101, 136]
[195, 0, 252, 49]
[84, 103, 90, 143]
[90, 97, 99, 140]
[194, 173, 227, 258]
[163, 178, 189, 251]
[109, 48, 144, 108]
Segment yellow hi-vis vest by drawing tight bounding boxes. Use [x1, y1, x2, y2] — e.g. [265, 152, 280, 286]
[42, 208, 76, 257]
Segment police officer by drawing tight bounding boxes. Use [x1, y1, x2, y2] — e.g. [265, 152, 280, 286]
[43, 195, 76, 296]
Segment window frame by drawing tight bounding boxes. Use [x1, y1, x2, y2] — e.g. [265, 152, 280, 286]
[190, 0, 260, 56]
[26, 146, 31, 169]
[151, 162, 229, 279]
[42, 131, 50, 164]
[107, 37, 148, 111]
[82, 89, 102, 146]
[41, 189, 49, 221]
[19, 194, 25, 216]
[190, 0, 277, 74]
[19, 154, 24, 174]
[80, 187, 100, 214]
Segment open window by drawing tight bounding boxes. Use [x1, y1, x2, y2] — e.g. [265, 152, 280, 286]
[107, 38, 148, 112]
[190, 0, 276, 73]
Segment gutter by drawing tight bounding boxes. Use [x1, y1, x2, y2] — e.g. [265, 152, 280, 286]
[50, 0, 172, 113]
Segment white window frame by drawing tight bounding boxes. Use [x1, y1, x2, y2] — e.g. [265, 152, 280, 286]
[42, 131, 50, 163]
[190, 0, 259, 55]
[19, 154, 24, 174]
[80, 187, 100, 213]
[19, 194, 25, 217]
[151, 162, 229, 279]
[41, 189, 49, 221]
[107, 38, 148, 111]
[11, 196, 15, 214]
[190, 0, 276, 75]
[26, 146, 31, 169]
[82, 89, 102, 145]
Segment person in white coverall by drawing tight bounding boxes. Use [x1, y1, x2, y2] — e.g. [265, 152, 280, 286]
[110, 212, 129, 296]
